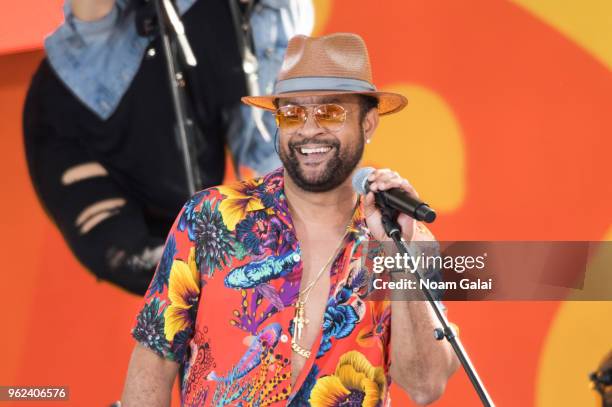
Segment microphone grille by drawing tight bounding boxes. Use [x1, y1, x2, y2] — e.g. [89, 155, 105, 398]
[352, 167, 375, 195]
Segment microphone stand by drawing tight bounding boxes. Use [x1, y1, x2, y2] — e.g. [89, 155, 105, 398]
[152, 0, 202, 195]
[376, 195, 495, 406]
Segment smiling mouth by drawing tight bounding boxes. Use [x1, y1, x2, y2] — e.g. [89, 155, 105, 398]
[295, 145, 334, 156]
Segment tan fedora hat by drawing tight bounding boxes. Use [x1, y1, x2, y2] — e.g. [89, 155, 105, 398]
[241, 33, 408, 115]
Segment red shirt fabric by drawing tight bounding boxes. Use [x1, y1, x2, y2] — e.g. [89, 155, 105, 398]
[132, 168, 395, 406]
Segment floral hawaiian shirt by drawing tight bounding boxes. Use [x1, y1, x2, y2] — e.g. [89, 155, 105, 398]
[132, 168, 399, 406]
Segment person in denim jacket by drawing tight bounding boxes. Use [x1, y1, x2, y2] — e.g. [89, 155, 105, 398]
[23, 0, 313, 295]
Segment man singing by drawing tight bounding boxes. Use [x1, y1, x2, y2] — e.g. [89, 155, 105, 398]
[122, 33, 459, 406]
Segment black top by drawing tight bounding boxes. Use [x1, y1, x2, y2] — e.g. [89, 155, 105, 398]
[23, 0, 248, 294]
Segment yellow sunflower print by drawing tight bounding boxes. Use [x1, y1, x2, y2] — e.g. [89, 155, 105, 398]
[310, 350, 387, 406]
[217, 179, 265, 231]
[164, 248, 200, 342]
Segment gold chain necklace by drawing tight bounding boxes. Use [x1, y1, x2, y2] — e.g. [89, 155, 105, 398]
[290, 204, 356, 359]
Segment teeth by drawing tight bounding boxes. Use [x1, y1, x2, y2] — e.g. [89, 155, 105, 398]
[299, 146, 332, 154]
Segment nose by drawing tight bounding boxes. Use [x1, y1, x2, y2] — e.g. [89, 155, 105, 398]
[298, 107, 325, 138]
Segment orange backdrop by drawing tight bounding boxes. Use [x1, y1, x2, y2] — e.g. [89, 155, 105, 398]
[1, 1, 611, 406]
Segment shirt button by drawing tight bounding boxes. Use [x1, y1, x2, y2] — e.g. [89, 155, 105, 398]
[292, 253, 301, 262]
[264, 47, 274, 57]
[280, 334, 288, 343]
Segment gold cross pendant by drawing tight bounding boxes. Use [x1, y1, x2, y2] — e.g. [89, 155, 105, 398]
[293, 300, 309, 340]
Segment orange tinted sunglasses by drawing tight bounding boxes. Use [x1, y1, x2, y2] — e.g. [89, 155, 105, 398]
[274, 103, 348, 133]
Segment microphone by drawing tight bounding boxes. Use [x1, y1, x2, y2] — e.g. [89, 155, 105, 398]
[352, 167, 437, 223]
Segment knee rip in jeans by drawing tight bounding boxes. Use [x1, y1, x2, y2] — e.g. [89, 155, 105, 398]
[61, 162, 108, 185]
[76, 198, 126, 234]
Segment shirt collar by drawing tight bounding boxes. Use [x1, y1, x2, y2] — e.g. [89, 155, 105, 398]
[250, 168, 368, 240]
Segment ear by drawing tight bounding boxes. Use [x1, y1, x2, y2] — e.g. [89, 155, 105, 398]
[362, 107, 380, 143]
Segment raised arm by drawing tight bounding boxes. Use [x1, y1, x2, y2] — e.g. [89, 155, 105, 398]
[362, 168, 459, 405]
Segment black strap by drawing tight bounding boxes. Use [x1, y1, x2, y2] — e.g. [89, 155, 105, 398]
[228, 0, 257, 67]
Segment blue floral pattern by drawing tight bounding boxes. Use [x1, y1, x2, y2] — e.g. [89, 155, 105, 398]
[318, 287, 360, 358]
[147, 234, 176, 296]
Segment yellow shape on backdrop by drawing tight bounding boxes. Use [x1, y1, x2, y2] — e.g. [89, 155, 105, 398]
[510, 0, 612, 70]
[536, 301, 612, 407]
[311, 0, 332, 36]
[363, 84, 466, 212]
[537, 226, 612, 406]
[605, 225, 612, 241]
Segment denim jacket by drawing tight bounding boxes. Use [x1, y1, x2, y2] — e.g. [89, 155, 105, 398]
[44, 0, 314, 174]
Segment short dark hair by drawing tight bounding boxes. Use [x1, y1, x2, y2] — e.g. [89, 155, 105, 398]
[358, 95, 379, 123]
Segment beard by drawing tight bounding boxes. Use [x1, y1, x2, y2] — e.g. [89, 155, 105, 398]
[279, 129, 365, 192]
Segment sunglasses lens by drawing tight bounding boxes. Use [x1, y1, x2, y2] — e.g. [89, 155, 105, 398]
[275, 104, 347, 132]
[315, 104, 346, 131]
[275, 105, 305, 132]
